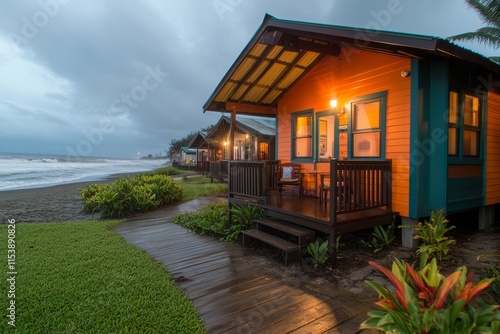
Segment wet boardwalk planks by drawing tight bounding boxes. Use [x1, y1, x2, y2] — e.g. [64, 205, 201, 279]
[113, 196, 376, 333]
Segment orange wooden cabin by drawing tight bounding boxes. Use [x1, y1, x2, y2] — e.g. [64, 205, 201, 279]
[203, 14, 500, 262]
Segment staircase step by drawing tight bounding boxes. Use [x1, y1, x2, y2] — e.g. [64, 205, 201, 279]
[241, 229, 300, 266]
[256, 219, 315, 246]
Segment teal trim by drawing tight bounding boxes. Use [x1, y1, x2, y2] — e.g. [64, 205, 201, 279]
[447, 177, 483, 212]
[409, 59, 425, 218]
[446, 89, 485, 164]
[347, 91, 387, 160]
[291, 109, 314, 163]
[428, 61, 448, 212]
[482, 93, 488, 206]
[315, 110, 338, 161]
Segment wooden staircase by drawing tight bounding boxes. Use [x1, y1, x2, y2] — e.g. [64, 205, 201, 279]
[241, 219, 316, 266]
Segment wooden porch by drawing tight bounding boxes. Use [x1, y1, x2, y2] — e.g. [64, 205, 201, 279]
[228, 159, 398, 264]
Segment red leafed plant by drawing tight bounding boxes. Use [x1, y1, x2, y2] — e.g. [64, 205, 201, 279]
[360, 258, 500, 333]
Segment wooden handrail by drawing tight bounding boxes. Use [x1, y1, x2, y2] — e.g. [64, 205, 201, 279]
[329, 159, 392, 225]
[228, 160, 279, 201]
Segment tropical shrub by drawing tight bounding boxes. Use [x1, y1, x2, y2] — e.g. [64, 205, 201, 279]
[150, 166, 183, 176]
[305, 240, 329, 268]
[230, 203, 264, 229]
[361, 258, 500, 333]
[363, 223, 395, 253]
[80, 174, 183, 218]
[402, 209, 456, 268]
[172, 202, 239, 241]
[481, 264, 500, 305]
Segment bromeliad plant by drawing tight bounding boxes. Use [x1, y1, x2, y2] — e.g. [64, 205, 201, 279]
[230, 203, 264, 229]
[305, 240, 329, 268]
[402, 209, 456, 268]
[360, 258, 500, 333]
[364, 223, 396, 253]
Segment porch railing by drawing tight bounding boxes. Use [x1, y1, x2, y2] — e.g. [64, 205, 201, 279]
[329, 159, 392, 224]
[228, 160, 279, 202]
[196, 161, 211, 174]
[208, 160, 229, 182]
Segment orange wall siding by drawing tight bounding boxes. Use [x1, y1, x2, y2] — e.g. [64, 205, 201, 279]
[277, 50, 411, 217]
[486, 91, 500, 205]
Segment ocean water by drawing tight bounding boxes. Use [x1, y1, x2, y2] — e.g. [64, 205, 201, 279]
[0, 152, 169, 191]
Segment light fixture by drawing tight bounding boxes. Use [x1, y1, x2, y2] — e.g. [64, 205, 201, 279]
[330, 99, 346, 115]
[401, 70, 411, 78]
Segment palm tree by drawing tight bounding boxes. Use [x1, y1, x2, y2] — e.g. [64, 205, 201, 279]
[448, 0, 500, 63]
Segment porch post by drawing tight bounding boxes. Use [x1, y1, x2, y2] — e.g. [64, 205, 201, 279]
[229, 108, 236, 160]
[401, 217, 418, 249]
[478, 205, 495, 230]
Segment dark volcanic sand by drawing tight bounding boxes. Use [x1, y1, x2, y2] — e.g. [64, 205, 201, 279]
[0, 174, 141, 223]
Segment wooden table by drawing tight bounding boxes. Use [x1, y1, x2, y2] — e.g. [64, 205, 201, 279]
[300, 171, 329, 197]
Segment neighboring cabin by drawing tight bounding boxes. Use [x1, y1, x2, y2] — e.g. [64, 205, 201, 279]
[203, 14, 500, 252]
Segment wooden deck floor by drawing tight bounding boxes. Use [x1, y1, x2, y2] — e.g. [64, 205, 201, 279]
[113, 196, 376, 333]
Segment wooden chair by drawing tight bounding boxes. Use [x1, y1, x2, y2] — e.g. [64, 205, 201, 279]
[319, 171, 351, 206]
[276, 163, 302, 197]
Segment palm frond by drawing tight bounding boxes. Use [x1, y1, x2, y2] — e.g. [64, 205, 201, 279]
[465, 0, 500, 27]
[449, 28, 500, 49]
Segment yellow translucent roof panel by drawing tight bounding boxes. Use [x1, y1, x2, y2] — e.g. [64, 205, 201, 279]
[266, 45, 284, 60]
[261, 89, 282, 105]
[297, 51, 321, 67]
[277, 67, 304, 89]
[215, 82, 237, 102]
[257, 63, 287, 86]
[246, 60, 270, 82]
[249, 43, 266, 57]
[231, 84, 250, 101]
[278, 50, 299, 64]
[243, 86, 268, 103]
[230, 57, 256, 81]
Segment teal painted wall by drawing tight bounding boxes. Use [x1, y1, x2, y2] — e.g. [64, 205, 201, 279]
[409, 59, 449, 218]
[409, 59, 431, 218]
[428, 61, 449, 212]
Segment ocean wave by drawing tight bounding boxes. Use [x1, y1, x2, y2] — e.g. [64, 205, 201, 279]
[0, 152, 168, 191]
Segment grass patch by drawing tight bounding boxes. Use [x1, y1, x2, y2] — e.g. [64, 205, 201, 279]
[1, 221, 206, 333]
[174, 176, 227, 202]
[172, 202, 230, 240]
[149, 166, 185, 176]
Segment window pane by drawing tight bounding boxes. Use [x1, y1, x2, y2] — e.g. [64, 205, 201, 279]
[353, 132, 380, 157]
[318, 115, 335, 159]
[354, 101, 380, 130]
[464, 94, 479, 127]
[448, 128, 458, 155]
[295, 116, 311, 136]
[463, 130, 479, 156]
[449, 91, 459, 124]
[295, 138, 312, 157]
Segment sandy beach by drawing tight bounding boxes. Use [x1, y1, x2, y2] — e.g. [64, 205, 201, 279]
[0, 173, 144, 223]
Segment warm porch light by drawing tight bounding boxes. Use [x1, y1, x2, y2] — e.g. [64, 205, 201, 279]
[330, 99, 346, 115]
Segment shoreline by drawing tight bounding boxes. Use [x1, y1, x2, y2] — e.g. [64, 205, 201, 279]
[0, 171, 158, 224]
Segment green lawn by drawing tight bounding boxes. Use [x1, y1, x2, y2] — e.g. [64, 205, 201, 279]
[1, 221, 206, 333]
[175, 175, 227, 201]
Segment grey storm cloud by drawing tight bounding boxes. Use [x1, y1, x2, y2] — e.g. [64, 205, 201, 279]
[0, 0, 495, 158]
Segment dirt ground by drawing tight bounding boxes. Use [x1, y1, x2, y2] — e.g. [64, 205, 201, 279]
[278, 221, 500, 298]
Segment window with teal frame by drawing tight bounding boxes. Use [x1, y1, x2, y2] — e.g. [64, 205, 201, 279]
[291, 109, 314, 162]
[448, 90, 482, 160]
[349, 91, 387, 159]
[316, 111, 337, 161]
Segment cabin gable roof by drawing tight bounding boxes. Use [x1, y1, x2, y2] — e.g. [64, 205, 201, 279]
[204, 14, 500, 116]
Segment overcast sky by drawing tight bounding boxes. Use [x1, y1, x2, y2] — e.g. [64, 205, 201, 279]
[0, 0, 497, 159]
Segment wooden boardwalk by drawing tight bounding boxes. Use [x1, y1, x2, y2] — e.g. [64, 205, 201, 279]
[113, 196, 376, 333]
